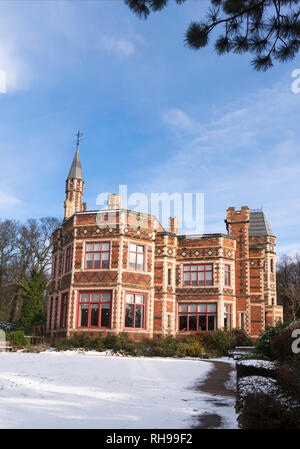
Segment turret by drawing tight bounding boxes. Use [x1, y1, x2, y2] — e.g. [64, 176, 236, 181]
[64, 132, 86, 220]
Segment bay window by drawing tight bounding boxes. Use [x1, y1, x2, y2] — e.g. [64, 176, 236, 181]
[125, 293, 146, 329]
[224, 304, 232, 330]
[184, 264, 213, 286]
[225, 264, 231, 286]
[78, 291, 111, 328]
[179, 303, 217, 332]
[129, 243, 144, 270]
[85, 242, 110, 269]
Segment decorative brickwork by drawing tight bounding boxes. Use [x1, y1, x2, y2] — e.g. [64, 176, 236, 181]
[46, 153, 283, 341]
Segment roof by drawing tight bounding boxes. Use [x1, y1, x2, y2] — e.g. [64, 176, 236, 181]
[67, 147, 83, 179]
[177, 233, 235, 240]
[249, 211, 274, 237]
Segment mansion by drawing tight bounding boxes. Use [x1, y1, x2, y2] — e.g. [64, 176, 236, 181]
[47, 145, 283, 340]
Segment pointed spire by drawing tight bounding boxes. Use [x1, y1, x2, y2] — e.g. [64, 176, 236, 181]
[67, 147, 83, 179]
[67, 131, 83, 180]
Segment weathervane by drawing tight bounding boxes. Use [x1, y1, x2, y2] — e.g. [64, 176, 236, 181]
[75, 130, 83, 148]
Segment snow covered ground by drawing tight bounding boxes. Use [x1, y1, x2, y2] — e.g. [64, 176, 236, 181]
[0, 352, 237, 429]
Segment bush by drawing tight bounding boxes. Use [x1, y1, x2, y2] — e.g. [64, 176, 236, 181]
[7, 330, 29, 348]
[176, 341, 205, 358]
[254, 325, 285, 359]
[53, 329, 252, 358]
[236, 360, 277, 379]
[197, 329, 236, 355]
[271, 328, 294, 362]
[238, 392, 300, 429]
[231, 328, 254, 346]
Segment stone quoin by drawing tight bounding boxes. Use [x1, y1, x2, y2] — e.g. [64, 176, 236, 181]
[46, 144, 283, 341]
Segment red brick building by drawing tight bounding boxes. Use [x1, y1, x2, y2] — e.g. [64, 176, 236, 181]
[47, 147, 283, 341]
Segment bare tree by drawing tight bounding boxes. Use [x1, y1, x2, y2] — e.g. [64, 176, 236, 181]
[0, 216, 60, 323]
[0, 219, 20, 288]
[277, 254, 300, 322]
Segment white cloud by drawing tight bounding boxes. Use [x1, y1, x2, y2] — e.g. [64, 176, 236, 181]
[0, 190, 21, 211]
[153, 79, 300, 192]
[101, 37, 135, 58]
[0, 36, 32, 93]
[162, 108, 198, 134]
[136, 78, 300, 252]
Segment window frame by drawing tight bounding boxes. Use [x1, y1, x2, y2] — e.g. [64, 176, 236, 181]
[183, 264, 214, 286]
[84, 242, 110, 270]
[77, 290, 112, 329]
[224, 303, 232, 331]
[128, 243, 145, 271]
[48, 296, 54, 330]
[65, 246, 72, 274]
[124, 291, 147, 330]
[224, 264, 231, 286]
[240, 312, 245, 330]
[168, 268, 172, 286]
[52, 255, 57, 279]
[54, 298, 58, 330]
[178, 302, 217, 332]
[60, 292, 68, 329]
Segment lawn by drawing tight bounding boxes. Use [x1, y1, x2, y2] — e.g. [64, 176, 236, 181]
[0, 351, 237, 429]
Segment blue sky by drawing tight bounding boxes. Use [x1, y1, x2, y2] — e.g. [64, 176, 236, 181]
[0, 0, 299, 255]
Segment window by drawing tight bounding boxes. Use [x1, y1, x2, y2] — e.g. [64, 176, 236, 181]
[225, 264, 231, 286]
[129, 243, 144, 270]
[65, 246, 72, 273]
[183, 264, 213, 286]
[54, 298, 58, 330]
[60, 293, 68, 329]
[224, 304, 232, 330]
[240, 312, 245, 330]
[48, 297, 54, 330]
[125, 293, 146, 329]
[78, 291, 111, 328]
[168, 269, 172, 286]
[270, 259, 274, 273]
[179, 303, 217, 332]
[167, 314, 171, 329]
[52, 256, 57, 279]
[85, 242, 110, 269]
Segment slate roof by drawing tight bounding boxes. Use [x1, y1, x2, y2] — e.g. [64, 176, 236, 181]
[249, 211, 274, 237]
[67, 147, 83, 179]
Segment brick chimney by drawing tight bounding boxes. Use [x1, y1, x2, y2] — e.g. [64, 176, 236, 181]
[108, 194, 121, 210]
[169, 217, 179, 234]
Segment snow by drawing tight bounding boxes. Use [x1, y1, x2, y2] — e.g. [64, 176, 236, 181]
[237, 359, 276, 370]
[238, 375, 278, 399]
[0, 352, 238, 429]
